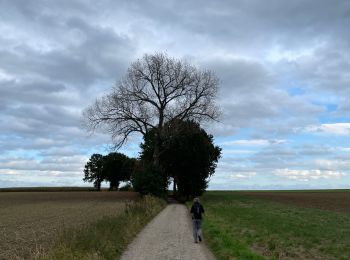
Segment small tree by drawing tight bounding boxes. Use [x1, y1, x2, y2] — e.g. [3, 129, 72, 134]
[103, 152, 135, 190]
[83, 154, 104, 191]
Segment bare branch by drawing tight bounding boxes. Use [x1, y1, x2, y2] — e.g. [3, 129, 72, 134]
[83, 52, 220, 150]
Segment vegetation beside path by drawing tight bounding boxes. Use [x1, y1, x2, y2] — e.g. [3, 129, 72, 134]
[39, 196, 166, 260]
[200, 191, 350, 260]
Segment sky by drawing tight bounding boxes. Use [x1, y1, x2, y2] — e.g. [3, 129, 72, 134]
[1, 0, 350, 189]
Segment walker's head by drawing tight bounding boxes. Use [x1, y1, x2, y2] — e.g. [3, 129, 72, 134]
[194, 197, 199, 203]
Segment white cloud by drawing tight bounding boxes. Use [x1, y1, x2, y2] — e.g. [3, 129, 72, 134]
[223, 139, 269, 146]
[222, 139, 286, 147]
[223, 149, 256, 155]
[305, 123, 350, 135]
[0, 155, 87, 173]
[274, 168, 346, 181]
[0, 69, 14, 81]
[230, 172, 256, 179]
[314, 159, 350, 170]
[0, 169, 21, 175]
[266, 45, 317, 62]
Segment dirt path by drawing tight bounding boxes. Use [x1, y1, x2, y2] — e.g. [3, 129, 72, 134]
[121, 203, 216, 260]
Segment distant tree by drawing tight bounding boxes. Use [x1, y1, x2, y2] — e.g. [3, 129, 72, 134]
[140, 119, 221, 200]
[103, 152, 135, 190]
[83, 154, 104, 191]
[84, 53, 220, 167]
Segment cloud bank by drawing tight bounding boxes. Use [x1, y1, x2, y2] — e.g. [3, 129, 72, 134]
[1, 0, 350, 189]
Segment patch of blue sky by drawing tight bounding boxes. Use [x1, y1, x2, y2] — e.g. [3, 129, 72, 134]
[220, 144, 265, 158]
[1, 149, 41, 160]
[80, 140, 142, 159]
[286, 132, 319, 143]
[311, 95, 339, 109]
[81, 144, 111, 157]
[287, 87, 305, 96]
[325, 103, 338, 112]
[318, 115, 350, 124]
[119, 145, 140, 158]
[293, 131, 350, 148]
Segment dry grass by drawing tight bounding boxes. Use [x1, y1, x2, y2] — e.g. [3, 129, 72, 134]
[40, 195, 167, 260]
[0, 191, 138, 259]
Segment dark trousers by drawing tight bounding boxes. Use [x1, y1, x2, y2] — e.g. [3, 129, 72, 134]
[192, 219, 202, 242]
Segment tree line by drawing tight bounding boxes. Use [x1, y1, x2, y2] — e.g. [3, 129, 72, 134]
[84, 120, 220, 200]
[83, 53, 221, 201]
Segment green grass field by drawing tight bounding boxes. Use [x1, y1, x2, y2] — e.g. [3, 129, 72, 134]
[201, 191, 350, 260]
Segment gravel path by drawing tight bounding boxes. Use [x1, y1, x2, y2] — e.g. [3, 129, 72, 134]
[121, 203, 216, 260]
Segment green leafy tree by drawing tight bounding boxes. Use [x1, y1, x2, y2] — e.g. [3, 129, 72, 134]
[103, 152, 135, 190]
[83, 154, 104, 191]
[141, 119, 221, 200]
[131, 160, 169, 197]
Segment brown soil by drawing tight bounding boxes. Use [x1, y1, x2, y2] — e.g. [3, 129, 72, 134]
[240, 191, 350, 213]
[0, 191, 138, 259]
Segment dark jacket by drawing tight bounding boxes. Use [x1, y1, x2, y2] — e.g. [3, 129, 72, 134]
[190, 202, 204, 220]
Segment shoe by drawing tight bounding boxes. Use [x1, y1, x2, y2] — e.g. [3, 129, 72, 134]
[198, 236, 202, 242]
[195, 241, 198, 243]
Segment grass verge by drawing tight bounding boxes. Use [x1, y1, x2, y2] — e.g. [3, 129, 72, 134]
[200, 191, 350, 260]
[38, 195, 166, 260]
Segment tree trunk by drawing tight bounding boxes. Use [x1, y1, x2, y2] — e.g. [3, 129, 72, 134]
[173, 177, 177, 195]
[153, 131, 161, 167]
[109, 180, 119, 191]
[96, 180, 101, 191]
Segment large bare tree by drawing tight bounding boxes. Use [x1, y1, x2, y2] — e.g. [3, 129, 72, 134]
[84, 53, 220, 165]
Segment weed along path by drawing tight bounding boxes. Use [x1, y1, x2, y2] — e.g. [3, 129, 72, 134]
[121, 203, 216, 260]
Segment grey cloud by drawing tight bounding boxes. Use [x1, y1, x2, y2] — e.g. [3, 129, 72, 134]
[0, 29, 133, 86]
[206, 59, 273, 98]
[0, 155, 86, 172]
[0, 79, 70, 106]
[1, 0, 350, 188]
[0, 1, 136, 176]
[119, 0, 350, 53]
[202, 58, 323, 137]
[8, 105, 80, 128]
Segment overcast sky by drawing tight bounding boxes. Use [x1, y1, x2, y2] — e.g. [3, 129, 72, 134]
[1, 0, 350, 189]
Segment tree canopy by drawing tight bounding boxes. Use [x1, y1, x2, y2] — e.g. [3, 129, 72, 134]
[83, 153, 104, 191]
[131, 160, 169, 197]
[84, 53, 220, 165]
[83, 152, 134, 191]
[102, 152, 135, 190]
[140, 119, 221, 199]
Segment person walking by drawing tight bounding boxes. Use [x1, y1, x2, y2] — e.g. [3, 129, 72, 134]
[190, 197, 205, 243]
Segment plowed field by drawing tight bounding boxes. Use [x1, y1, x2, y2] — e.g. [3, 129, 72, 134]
[0, 191, 137, 259]
[240, 190, 350, 212]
